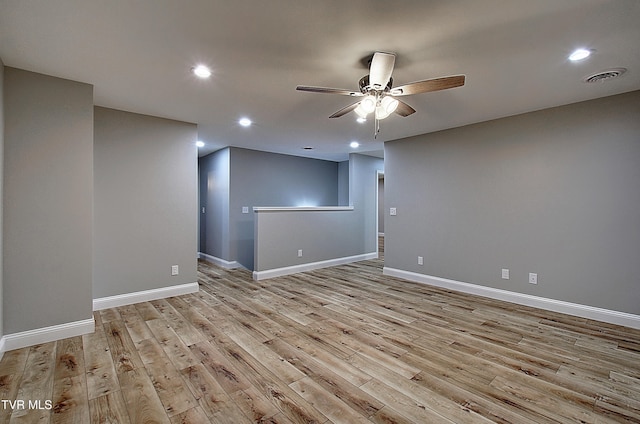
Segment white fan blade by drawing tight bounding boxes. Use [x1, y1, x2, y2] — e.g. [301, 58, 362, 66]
[369, 52, 396, 89]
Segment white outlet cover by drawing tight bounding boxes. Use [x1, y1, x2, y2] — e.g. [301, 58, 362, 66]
[390, 207, 397, 216]
[297, 249, 303, 257]
[418, 256, 424, 265]
[171, 265, 179, 276]
[529, 273, 538, 284]
[502, 269, 509, 279]
[242, 206, 249, 213]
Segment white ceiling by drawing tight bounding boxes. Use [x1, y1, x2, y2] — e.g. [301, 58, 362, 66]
[1, 0, 639, 162]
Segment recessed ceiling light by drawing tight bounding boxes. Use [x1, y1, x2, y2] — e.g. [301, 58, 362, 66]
[196, 140, 205, 148]
[192, 64, 212, 78]
[350, 141, 360, 148]
[238, 117, 252, 127]
[303, 146, 314, 150]
[569, 48, 592, 62]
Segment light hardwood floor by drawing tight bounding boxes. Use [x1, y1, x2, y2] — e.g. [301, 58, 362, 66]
[1, 254, 639, 423]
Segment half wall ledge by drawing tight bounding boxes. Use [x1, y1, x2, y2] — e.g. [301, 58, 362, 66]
[254, 205, 373, 279]
[253, 206, 354, 212]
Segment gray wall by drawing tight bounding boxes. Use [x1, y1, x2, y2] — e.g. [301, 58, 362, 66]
[338, 160, 349, 206]
[94, 107, 198, 299]
[385, 90, 640, 315]
[199, 147, 339, 269]
[254, 209, 360, 272]
[349, 154, 384, 253]
[230, 148, 339, 268]
[378, 177, 384, 234]
[253, 153, 383, 273]
[198, 148, 230, 259]
[3, 68, 93, 333]
[0, 58, 4, 340]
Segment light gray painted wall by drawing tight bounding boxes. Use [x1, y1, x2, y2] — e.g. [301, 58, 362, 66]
[199, 147, 341, 269]
[200, 147, 339, 269]
[385, 90, 640, 315]
[3, 68, 93, 333]
[253, 153, 383, 272]
[94, 107, 198, 299]
[338, 160, 349, 206]
[254, 209, 360, 271]
[0, 58, 4, 339]
[198, 148, 230, 259]
[230, 148, 339, 269]
[349, 154, 384, 253]
[378, 177, 384, 234]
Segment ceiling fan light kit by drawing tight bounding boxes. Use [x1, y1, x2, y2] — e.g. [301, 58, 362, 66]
[377, 96, 399, 119]
[297, 51, 465, 137]
[354, 104, 369, 119]
[360, 95, 377, 114]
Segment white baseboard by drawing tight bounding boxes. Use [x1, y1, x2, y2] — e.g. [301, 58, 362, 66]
[198, 252, 242, 269]
[254, 252, 378, 281]
[0, 318, 95, 354]
[93, 282, 199, 311]
[383, 267, 640, 330]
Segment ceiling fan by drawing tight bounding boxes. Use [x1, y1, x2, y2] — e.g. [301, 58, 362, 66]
[296, 51, 465, 135]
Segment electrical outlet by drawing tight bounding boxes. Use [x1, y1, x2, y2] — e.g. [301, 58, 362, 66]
[502, 268, 509, 279]
[171, 265, 179, 276]
[389, 207, 397, 216]
[242, 206, 249, 214]
[297, 249, 303, 257]
[417, 256, 424, 265]
[529, 273, 538, 284]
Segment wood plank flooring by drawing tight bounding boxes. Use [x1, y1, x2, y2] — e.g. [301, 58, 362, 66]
[1, 253, 640, 423]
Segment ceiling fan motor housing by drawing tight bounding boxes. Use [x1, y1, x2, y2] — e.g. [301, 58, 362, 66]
[359, 75, 393, 94]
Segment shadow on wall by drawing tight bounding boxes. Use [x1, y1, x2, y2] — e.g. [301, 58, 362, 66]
[237, 220, 254, 269]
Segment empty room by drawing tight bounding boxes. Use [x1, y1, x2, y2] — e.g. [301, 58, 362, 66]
[0, 1, 639, 423]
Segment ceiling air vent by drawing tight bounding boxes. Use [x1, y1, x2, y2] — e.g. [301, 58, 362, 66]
[583, 68, 627, 83]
